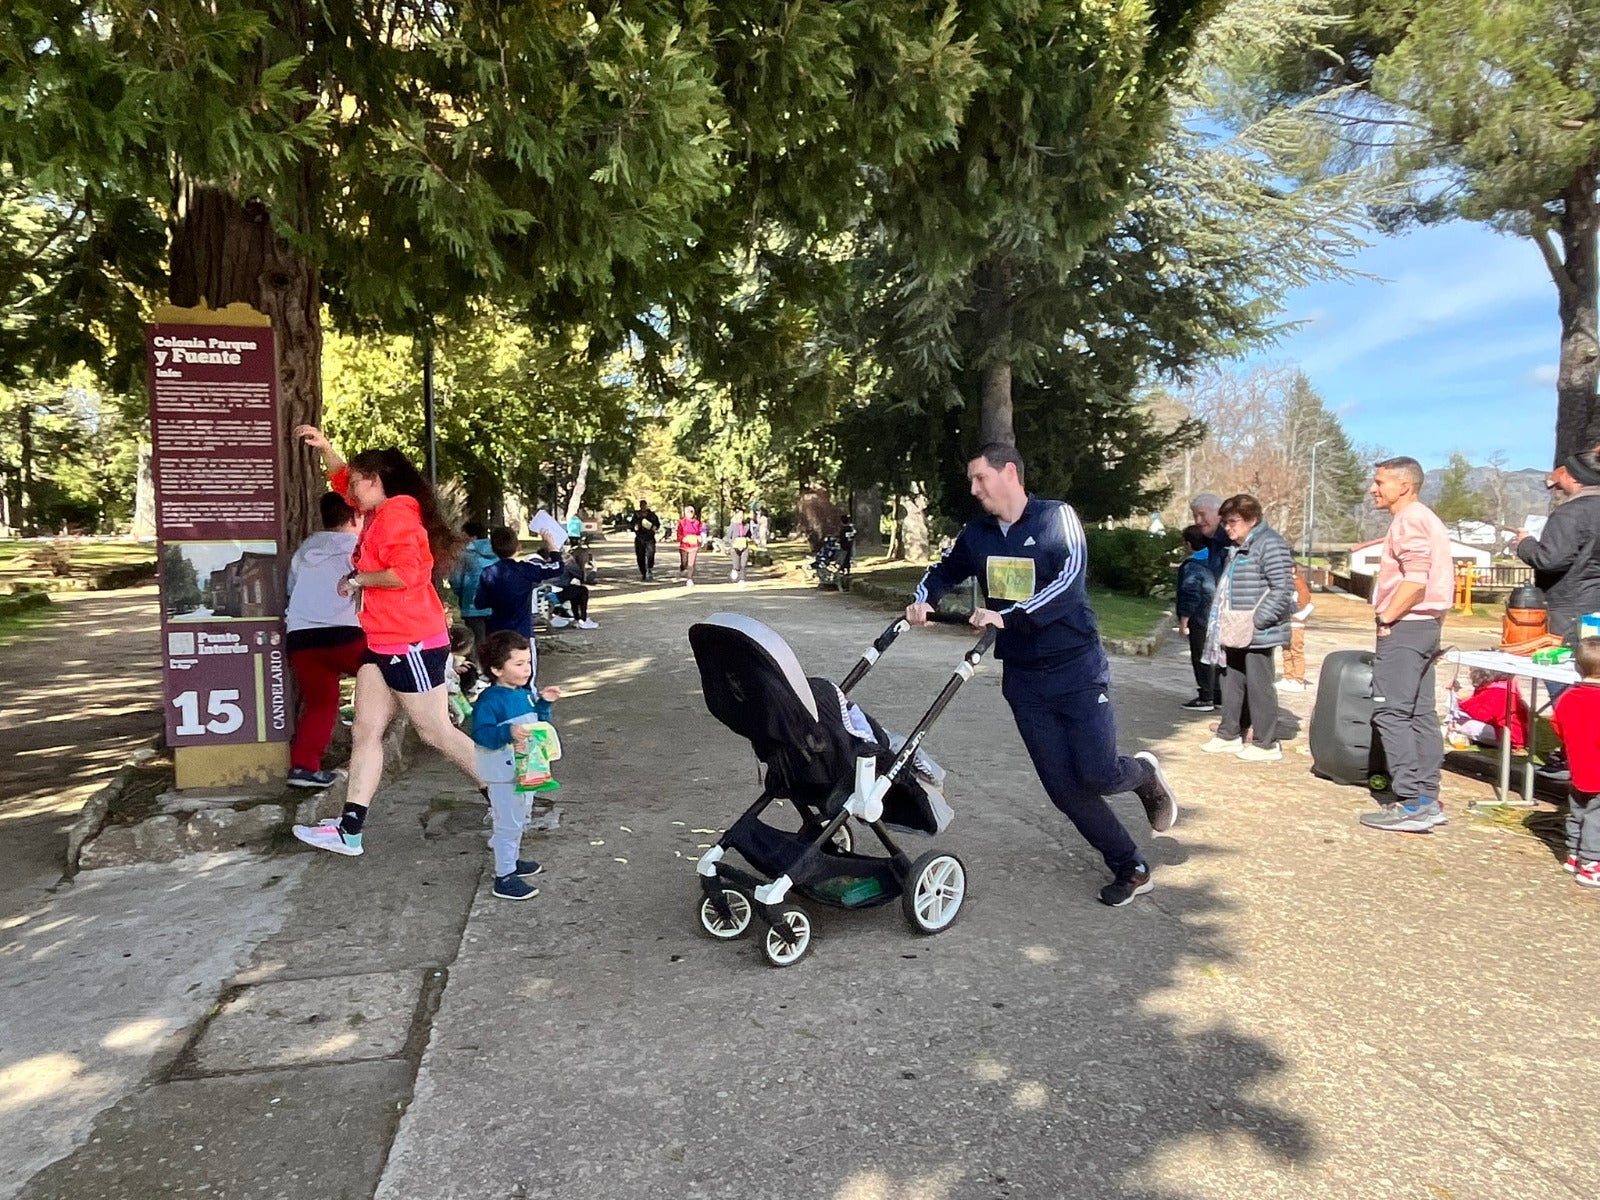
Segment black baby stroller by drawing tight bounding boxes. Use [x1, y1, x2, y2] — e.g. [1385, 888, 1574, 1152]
[811, 537, 851, 590]
[688, 611, 995, 967]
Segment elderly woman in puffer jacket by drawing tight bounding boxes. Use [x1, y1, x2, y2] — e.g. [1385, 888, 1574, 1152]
[1200, 493, 1297, 762]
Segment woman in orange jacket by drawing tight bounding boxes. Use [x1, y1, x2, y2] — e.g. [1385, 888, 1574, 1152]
[289, 425, 485, 857]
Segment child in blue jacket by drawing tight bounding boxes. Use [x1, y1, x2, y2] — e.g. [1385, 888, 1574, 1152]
[471, 630, 560, 901]
[1176, 525, 1219, 711]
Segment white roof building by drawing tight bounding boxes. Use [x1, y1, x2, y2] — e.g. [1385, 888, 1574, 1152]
[1347, 537, 1491, 576]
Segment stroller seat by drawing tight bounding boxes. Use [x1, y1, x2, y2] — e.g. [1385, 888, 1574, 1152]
[689, 613, 947, 832]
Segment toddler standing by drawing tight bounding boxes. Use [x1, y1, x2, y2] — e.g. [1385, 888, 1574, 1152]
[1550, 636, 1600, 889]
[471, 630, 561, 901]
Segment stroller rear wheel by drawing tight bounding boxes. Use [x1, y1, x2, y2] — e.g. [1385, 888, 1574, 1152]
[698, 888, 754, 940]
[760, 904, 813, 967]
[902, 851, 967, 934]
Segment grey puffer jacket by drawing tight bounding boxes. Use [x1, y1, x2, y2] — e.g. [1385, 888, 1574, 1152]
[1214, 523, 1296, 650]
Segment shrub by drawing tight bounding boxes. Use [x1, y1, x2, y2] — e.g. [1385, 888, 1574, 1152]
[1084, 527, 1183, 597]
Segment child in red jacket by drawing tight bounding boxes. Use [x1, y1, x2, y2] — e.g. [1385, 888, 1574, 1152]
[1447, 668, 1531, 751]
[1551, 637, 1600, 888]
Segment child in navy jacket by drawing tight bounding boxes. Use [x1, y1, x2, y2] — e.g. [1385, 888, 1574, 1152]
[1175, 525, 1219, 710]
[471, 630, 560, 901]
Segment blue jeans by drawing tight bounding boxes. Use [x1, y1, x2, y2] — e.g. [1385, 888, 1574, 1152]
[1003, 664, 1147, 874]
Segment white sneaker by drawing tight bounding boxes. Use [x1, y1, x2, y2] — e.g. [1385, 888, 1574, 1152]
[549, 615, 571, 628]
[730, 571, 739, 581]
[1237, 743, 1283, 762]
[577, 619, 599, 630]
[1275, 679, 1309, 692]
[292, 820, 363, 857]
[1201, 736, 1243, 753]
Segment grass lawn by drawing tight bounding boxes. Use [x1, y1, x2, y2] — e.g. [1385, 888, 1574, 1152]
[0, 603, 62, 648]
[0, 539, 157, 590]
[787, 549, 1171, 642]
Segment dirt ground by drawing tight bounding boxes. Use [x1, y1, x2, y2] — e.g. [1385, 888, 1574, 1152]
[0, 588, 164, 903]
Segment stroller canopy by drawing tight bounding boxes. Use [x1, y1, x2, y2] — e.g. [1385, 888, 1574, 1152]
[689, 614, 951, 834]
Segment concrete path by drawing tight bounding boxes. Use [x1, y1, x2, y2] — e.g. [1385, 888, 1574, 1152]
[7, 552, 1597, 1200]
[372, 556, 1595, 1200]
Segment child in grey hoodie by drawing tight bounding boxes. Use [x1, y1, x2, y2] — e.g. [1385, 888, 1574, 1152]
[285, 492, 366, 788]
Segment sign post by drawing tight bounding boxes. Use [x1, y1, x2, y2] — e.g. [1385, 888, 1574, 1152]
[147, 303, 291, 790]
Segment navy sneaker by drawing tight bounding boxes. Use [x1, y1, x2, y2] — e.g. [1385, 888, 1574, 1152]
[492, 874, 539, 901]
[287, 767, 338, 789]
[515, 858, 544, 880]
[1098, 862, 1153, 908]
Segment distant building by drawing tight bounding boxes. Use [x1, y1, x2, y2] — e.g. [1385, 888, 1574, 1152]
[207, 551, 280, 617]
[1452, 520, 1499, 547]
[1347, 537, 1491, 576]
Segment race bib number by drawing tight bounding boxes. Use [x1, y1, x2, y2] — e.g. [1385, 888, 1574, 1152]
[986, 556, 1036, 603]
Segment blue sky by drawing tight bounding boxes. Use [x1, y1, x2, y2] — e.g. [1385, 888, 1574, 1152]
[1246, 220, 1562, 473]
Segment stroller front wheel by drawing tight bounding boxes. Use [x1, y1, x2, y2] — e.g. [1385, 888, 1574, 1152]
[760, 904, 813, 967]
[698, 888, 754, 940]
[902, 851, 967, 934]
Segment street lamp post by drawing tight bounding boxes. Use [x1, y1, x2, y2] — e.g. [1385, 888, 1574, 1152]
[1305, 439, 1327, 562]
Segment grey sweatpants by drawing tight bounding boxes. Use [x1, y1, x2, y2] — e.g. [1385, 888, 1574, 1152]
[486, 781, 530, 877]
[1568, 789, 1600, 863]
[1371, 618, 1443, 802]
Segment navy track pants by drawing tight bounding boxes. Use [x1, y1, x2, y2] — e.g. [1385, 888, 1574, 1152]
[1002, 665, 1147, 875]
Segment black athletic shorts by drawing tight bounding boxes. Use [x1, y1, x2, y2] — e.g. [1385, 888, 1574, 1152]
[363, 644, 449, 693]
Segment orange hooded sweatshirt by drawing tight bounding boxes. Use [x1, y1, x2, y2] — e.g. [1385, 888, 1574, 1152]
[330, 465, 448, 649]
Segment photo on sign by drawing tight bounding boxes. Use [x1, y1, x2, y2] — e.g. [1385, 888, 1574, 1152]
[162, 540, 282, 620]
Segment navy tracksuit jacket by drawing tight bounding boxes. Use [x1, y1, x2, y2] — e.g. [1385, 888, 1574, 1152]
[916, 496, 1147, 872]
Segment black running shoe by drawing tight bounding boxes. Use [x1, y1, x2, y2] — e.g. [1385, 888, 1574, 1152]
[1180, 697, 1216, 711]
[1099, 863, 1153, 908]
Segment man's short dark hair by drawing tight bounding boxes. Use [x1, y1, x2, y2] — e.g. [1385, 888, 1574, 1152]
[489, 526, 520, 559]
[1375, 456, 1425, 492]
[463, 520, 487, 538]
[319, 491, 356, 530]
[971, 443, 1025, 486]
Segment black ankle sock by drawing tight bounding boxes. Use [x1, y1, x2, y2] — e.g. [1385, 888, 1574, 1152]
[339, 803, 368, 837]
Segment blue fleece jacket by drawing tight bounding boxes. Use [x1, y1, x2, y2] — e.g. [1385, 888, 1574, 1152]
[470, 684, 555, 782]
[448, 537, 497, 618]
[914, 496, 1104, 674]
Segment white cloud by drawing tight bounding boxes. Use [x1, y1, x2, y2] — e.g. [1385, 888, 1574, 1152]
[1523, 364, 1559, 387]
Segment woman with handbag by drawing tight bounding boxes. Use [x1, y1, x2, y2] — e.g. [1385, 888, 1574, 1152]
[1200, 494, 1297, 762]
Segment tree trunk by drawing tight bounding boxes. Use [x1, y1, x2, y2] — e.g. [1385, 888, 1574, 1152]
[1549, 153, 1599, 464]
[899, 484, 930, 562]
[976, 259, 1016, 448]
[564, 443, 593, 522]
[852, 485, 885, 554]
[131, 442, 156, 536]
[168, 184, 323, 550]
[18, 403, 34, 534]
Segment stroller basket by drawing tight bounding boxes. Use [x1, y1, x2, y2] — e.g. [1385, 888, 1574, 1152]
[687, 612, 995, 967]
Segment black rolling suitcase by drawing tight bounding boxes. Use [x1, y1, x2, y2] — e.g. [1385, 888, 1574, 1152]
[1309, 649, 1390, 790]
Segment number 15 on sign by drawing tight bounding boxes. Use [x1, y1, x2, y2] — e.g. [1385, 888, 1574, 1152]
[171, 689, 245, 736]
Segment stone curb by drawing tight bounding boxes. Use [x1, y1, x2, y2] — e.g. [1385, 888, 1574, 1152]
[75, 716, 419, 871]
[842, 574, 1173, 656]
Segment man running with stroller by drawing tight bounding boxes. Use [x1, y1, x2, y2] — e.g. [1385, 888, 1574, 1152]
[905, 444, 1179, 907]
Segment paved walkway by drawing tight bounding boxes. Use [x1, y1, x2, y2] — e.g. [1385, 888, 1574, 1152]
[5, 553, 1597, 1200]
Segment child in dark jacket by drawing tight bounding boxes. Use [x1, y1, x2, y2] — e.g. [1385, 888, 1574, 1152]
[1176, 525, 1219, 711]
[475, 526, 566, 638]
[470, 631, 561, 901]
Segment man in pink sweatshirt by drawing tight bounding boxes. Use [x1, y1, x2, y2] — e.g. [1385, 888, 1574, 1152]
[1361, 456, 1454, 833]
